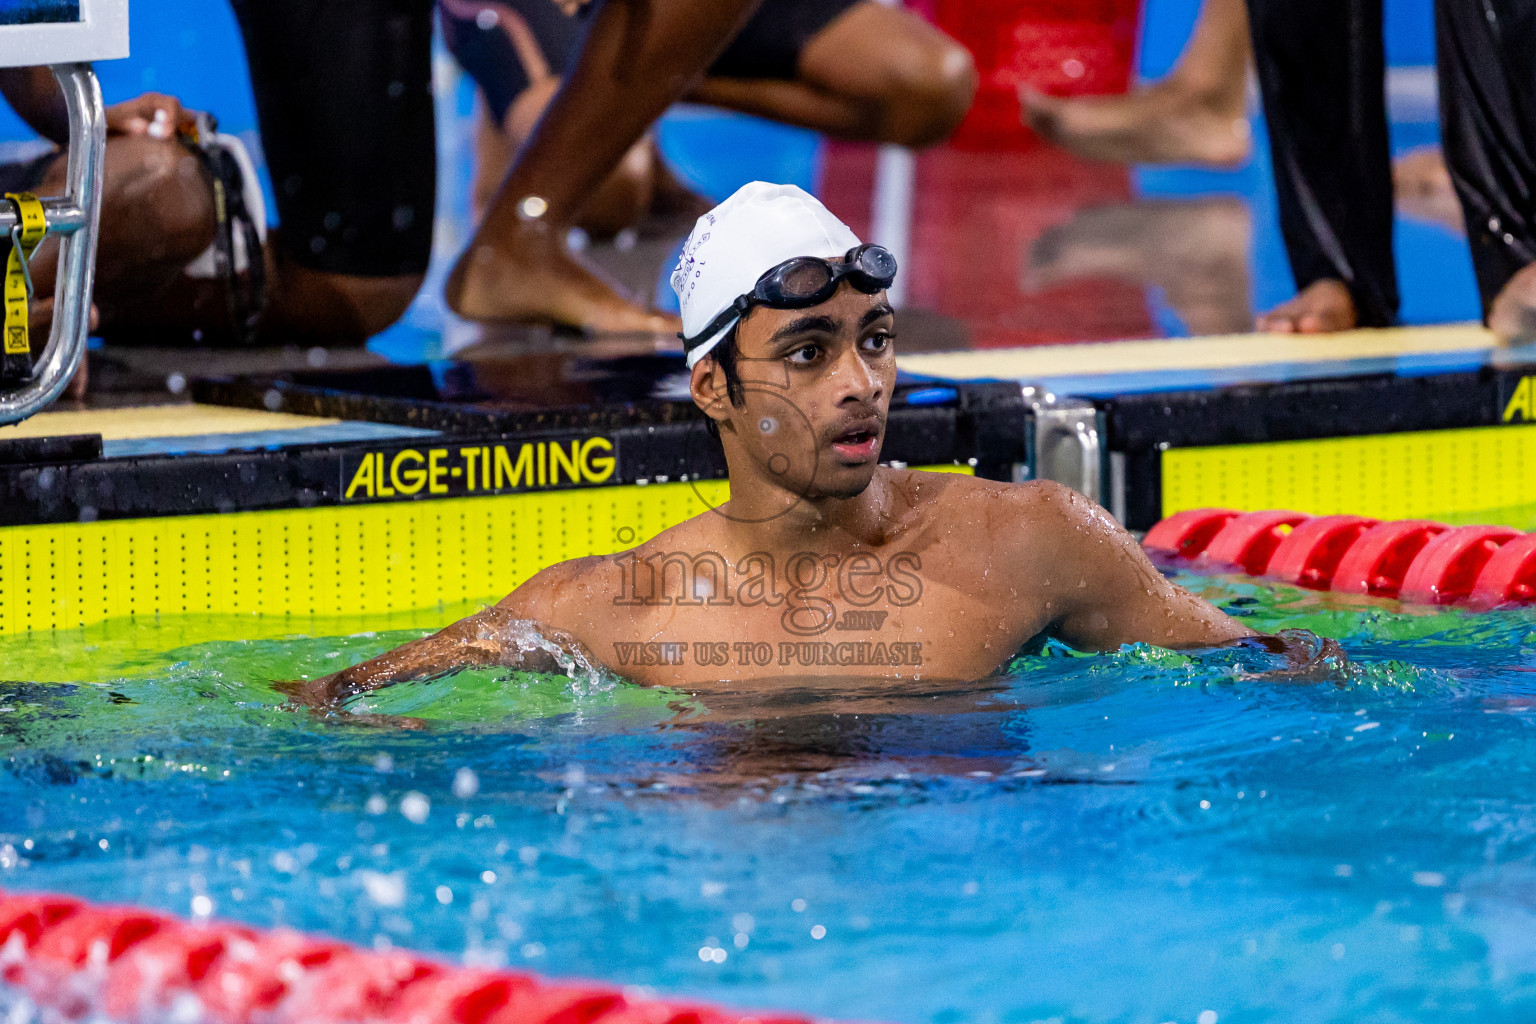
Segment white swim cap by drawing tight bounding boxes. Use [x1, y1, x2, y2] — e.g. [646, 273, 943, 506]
[671, 181, 862, 368]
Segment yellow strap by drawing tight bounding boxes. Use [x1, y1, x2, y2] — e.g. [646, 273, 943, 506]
[4, 192, 47, 357]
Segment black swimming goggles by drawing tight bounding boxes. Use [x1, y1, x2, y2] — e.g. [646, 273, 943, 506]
[682, 243, 898, 356]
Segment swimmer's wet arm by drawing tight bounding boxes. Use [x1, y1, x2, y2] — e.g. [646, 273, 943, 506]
[279, 606, 572, 707]
[281, 565, 593, 708]
[1026, 482, 1256, 652]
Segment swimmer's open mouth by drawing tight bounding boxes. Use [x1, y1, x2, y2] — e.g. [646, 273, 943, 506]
[829, 421, 881, 460]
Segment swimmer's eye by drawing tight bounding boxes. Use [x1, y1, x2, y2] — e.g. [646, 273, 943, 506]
[786, 343, 822, 365]
[862, 331, 895, 354]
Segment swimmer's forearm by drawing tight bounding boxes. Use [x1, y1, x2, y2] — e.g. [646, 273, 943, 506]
[288, 628, 498, 707]
[291, 607, 567, 706]
[327, 630, 499, 694]
[1055, 596, 1256, 653]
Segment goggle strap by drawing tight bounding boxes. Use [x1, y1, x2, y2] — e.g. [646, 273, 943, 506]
[682, 305, 744, 352]
[680, 245, 897, 350]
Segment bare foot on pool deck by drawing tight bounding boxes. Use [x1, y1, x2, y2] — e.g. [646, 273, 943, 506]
[1489, 263, 1536, 345]
[445, 222, 680, 336]
[1021, 0, 1252, 168]
[1021, 81, 1252, 168]
[1256, 279, 1357, 334]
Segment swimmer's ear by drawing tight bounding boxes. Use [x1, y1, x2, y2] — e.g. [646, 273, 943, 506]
[689, 355, 732, 424]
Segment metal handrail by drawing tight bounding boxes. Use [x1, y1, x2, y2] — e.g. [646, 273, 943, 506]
[0, 198, 87, 235]
[0, 63, 105, 426]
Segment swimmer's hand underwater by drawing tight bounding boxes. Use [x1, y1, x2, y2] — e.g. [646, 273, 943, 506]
[1224, 628, 1348, 683]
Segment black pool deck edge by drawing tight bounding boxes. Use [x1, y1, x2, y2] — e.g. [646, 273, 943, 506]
[0, 380, 1030, 527]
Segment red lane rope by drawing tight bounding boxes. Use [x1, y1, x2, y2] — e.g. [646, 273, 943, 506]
[0, 889, 814, 1024]
[1144, 508, 1536, 608]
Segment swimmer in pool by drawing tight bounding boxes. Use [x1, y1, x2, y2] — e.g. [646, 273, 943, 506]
[286, 182, 1332, 707]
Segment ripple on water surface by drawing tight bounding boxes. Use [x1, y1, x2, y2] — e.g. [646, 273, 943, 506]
[1, 576, 1535, 1024]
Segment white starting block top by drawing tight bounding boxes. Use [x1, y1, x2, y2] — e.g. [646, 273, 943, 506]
[0, 0, 127, 67]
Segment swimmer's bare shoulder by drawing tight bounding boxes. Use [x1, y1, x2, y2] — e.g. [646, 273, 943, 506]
[493, 513, 719, 642]
[493, 553, 609, 632]
[947, 475, 1257, 651]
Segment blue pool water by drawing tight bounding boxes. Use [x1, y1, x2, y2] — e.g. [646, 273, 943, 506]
[2, 575, 1535, 1023]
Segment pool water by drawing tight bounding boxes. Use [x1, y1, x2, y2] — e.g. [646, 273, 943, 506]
[2, 575, 1535, 1024]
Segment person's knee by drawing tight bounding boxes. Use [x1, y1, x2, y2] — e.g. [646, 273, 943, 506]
[106, 135, 216, 264]
[880, 40, 978, 147]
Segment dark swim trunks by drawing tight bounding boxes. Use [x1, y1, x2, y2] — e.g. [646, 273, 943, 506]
[229, 0, 438, 278]
[440, 0, 865, 125]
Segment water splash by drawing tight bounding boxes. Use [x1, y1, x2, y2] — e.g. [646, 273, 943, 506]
[477, 616, 614, 697]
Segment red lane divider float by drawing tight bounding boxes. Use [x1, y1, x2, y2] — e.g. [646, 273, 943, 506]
[1264, 515, 1378, 591]
[1197, 510, 1311, 577]
[1467, 533, 1536, 608]
[1397, 525, 1518, 606]
[0, 890, 811, 1024]
[1332, 520, 1447, 599]
[1145, 508, 1536, 609]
